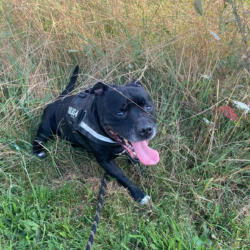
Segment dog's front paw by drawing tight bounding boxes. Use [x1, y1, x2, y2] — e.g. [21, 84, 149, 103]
[140, 195, 151, 205]
[34, 150, 47, 159]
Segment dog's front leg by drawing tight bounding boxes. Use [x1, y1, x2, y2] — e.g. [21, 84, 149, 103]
[96, 157, 150, 204]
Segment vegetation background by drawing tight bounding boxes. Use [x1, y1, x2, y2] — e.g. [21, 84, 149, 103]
[0, 0, 250, 249]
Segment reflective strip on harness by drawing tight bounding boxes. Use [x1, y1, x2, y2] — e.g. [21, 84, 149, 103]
[79, 121, 117, 144]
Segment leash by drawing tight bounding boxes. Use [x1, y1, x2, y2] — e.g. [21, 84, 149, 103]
[86, 172, 108, 250]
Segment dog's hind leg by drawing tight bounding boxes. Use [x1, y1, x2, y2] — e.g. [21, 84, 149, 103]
[33, 66, 79, 158]
[33, 107, 55, 158]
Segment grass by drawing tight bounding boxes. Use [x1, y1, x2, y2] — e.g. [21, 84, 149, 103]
[1, 0, 250, 249]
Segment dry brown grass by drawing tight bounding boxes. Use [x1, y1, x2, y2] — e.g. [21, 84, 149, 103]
[1, 0, 248, 135]
[1, 0, 246, 76]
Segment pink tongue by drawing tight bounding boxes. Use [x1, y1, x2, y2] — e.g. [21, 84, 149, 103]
[131, 141, 159, 165]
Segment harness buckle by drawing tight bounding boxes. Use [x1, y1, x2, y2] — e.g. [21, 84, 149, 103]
[78, 92, 87, 98]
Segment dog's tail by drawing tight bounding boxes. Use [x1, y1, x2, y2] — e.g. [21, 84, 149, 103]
[59, 65, 79, 98]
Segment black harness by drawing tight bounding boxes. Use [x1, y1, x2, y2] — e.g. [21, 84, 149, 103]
[63, 90, 120, 148]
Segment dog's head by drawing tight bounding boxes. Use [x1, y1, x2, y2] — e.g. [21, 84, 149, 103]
[91, 80, 159, 165]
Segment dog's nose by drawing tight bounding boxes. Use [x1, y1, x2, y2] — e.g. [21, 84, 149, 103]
[137, 124, 153, 138]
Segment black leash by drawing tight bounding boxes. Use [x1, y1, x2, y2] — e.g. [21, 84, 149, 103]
[86, 173, 108, 250]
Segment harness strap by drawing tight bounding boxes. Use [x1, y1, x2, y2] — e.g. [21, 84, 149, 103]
[66, 92, 119, 147]
[78, 121, 117, 144]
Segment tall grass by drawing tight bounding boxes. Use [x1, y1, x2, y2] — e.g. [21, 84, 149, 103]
[1, 0, 250, 249]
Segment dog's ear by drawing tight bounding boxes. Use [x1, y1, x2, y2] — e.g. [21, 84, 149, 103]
[127, 79, 142, 87]
[90, 82, 109, 96]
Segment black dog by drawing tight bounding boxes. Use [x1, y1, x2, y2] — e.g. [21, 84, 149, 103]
[33, 66, 159, 204]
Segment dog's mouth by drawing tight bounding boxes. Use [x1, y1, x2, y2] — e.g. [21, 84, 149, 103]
[109, 130, 159, 165]
[110, 130, 138, 159]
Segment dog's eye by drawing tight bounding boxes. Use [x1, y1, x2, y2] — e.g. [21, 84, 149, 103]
[116, 112, 124, 116]
[145, 106, 151, 112]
